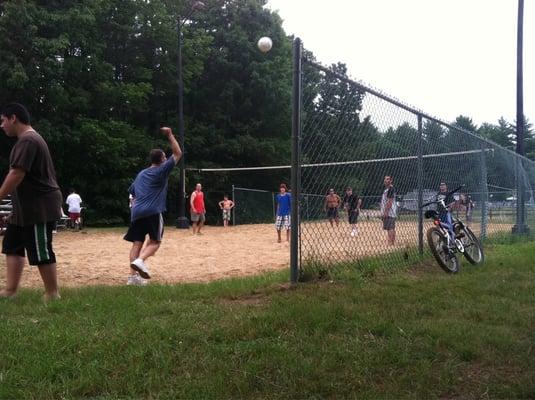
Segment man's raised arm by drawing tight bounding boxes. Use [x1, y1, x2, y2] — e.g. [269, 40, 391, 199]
[160, 127, 182, 164]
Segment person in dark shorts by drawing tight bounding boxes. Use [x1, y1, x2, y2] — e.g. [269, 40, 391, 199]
[380, 176, 397, 245]
[343, 187, 362, 236]
[124, 127, 182, 285]
[324, 188, 341, 227]
[0, 103, 63, 300]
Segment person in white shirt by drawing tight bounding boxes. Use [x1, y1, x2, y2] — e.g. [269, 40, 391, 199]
[65, 189, 83, 230]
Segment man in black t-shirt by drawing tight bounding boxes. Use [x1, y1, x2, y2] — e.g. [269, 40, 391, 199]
[343, 187, 362, 237]
[0, 103, 62, 300]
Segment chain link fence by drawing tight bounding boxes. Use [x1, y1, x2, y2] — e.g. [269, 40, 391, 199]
[291, 39, 535, 281]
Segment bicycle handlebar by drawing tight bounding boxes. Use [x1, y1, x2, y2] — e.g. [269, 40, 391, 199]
[421, 185, 465, 208]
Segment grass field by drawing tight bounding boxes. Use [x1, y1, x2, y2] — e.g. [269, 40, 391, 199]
[1, 240, 535, 399]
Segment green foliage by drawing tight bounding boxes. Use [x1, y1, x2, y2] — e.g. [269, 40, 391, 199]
[1, 0, 533, 224]
[0, 0, 291, 223]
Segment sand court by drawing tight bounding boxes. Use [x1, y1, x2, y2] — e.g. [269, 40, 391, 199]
[0, 219, 512, 288]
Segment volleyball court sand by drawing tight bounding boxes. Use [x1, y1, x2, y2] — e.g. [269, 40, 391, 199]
[0, 220, 512, 288]
[300, 218, 512, 262]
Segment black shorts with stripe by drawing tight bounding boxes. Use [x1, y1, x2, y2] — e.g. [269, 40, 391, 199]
[2, 222, 56, 265]
[124, 213, 164, 243]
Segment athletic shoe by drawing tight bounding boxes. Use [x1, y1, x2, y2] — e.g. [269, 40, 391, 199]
[350, 229, 357, 237]
[131, 258, 151, 279]
[127, 274, 148, 286]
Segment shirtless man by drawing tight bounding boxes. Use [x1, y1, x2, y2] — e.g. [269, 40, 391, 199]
[218, 195, 234, 228]
[324, 188, 341, 227]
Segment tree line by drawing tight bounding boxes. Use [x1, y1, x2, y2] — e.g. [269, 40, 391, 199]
[1, 0, 532, 224]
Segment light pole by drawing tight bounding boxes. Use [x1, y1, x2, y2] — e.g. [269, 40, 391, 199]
[176, 1, 205, 229]
[512, 0, 528, 234]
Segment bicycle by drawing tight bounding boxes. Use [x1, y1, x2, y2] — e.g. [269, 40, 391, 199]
[422, 185, 484, 273]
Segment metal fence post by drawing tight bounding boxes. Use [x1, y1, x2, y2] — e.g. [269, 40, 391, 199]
[512, 156, 529, 234]
[417, 114, 424, 255]
[232, 184, 235, 226]
[480, 144, 488, 240]
[290, 38, 302, 285]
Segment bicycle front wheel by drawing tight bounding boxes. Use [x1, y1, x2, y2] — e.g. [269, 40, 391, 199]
[458, 226, 484, 265]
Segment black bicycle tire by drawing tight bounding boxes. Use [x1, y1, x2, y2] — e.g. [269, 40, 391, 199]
[460, 226, 484, 265]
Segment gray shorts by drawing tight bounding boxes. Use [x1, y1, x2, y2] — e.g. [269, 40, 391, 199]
[191, 212, 205, 223]
[383, 216, 396, 231]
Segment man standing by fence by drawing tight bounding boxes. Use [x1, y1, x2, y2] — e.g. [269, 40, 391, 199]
[0, 103, 62, 300]
[344, 187, 362, 237]
[381, 176, 397, 246]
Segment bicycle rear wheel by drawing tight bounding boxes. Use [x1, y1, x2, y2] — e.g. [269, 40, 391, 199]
[458, 226, 484, 265]
[427, 227, 460, 273]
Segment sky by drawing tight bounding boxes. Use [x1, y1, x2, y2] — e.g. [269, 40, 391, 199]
[266, 0, 533, 127]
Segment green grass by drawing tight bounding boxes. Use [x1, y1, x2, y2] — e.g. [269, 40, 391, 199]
[1, 243, 535, 399]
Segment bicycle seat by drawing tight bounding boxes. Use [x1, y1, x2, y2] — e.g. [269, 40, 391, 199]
[424, 210, 439, 219]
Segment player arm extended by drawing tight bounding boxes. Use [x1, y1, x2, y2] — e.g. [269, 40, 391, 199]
[161, 127, 182, 164]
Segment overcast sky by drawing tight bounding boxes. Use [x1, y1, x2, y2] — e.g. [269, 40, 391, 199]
[266, 0, 533, 127]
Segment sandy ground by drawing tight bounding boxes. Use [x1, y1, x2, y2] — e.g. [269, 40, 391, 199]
[301, 217, 512, 265]
[0, 224, 290, 288]
[0, 219, 512, 289]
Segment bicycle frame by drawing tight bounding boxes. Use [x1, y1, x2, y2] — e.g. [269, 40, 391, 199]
[428, 198, 465, 254]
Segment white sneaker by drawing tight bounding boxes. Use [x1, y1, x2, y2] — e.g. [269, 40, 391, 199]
[127, 274, 148, 286]
[130, 258, 151, 279]
[350, 229, 357, 237]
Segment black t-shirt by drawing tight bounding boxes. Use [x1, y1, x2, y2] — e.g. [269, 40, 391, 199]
[436, 190, 455, 213]
[344, 193, 360, 213]
[9, 131, 62, 226]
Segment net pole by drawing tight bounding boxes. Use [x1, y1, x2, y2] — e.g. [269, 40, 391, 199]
[417, 114, 424, 255]
[480, 144, 488, 240]
[272, 191, 276, 218]
[232, 184, 236, 226]
[290, 37, 302, 285]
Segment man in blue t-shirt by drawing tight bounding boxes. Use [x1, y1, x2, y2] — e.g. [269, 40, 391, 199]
[124, 127, 182, 284]
[275, 183, 292, 243]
